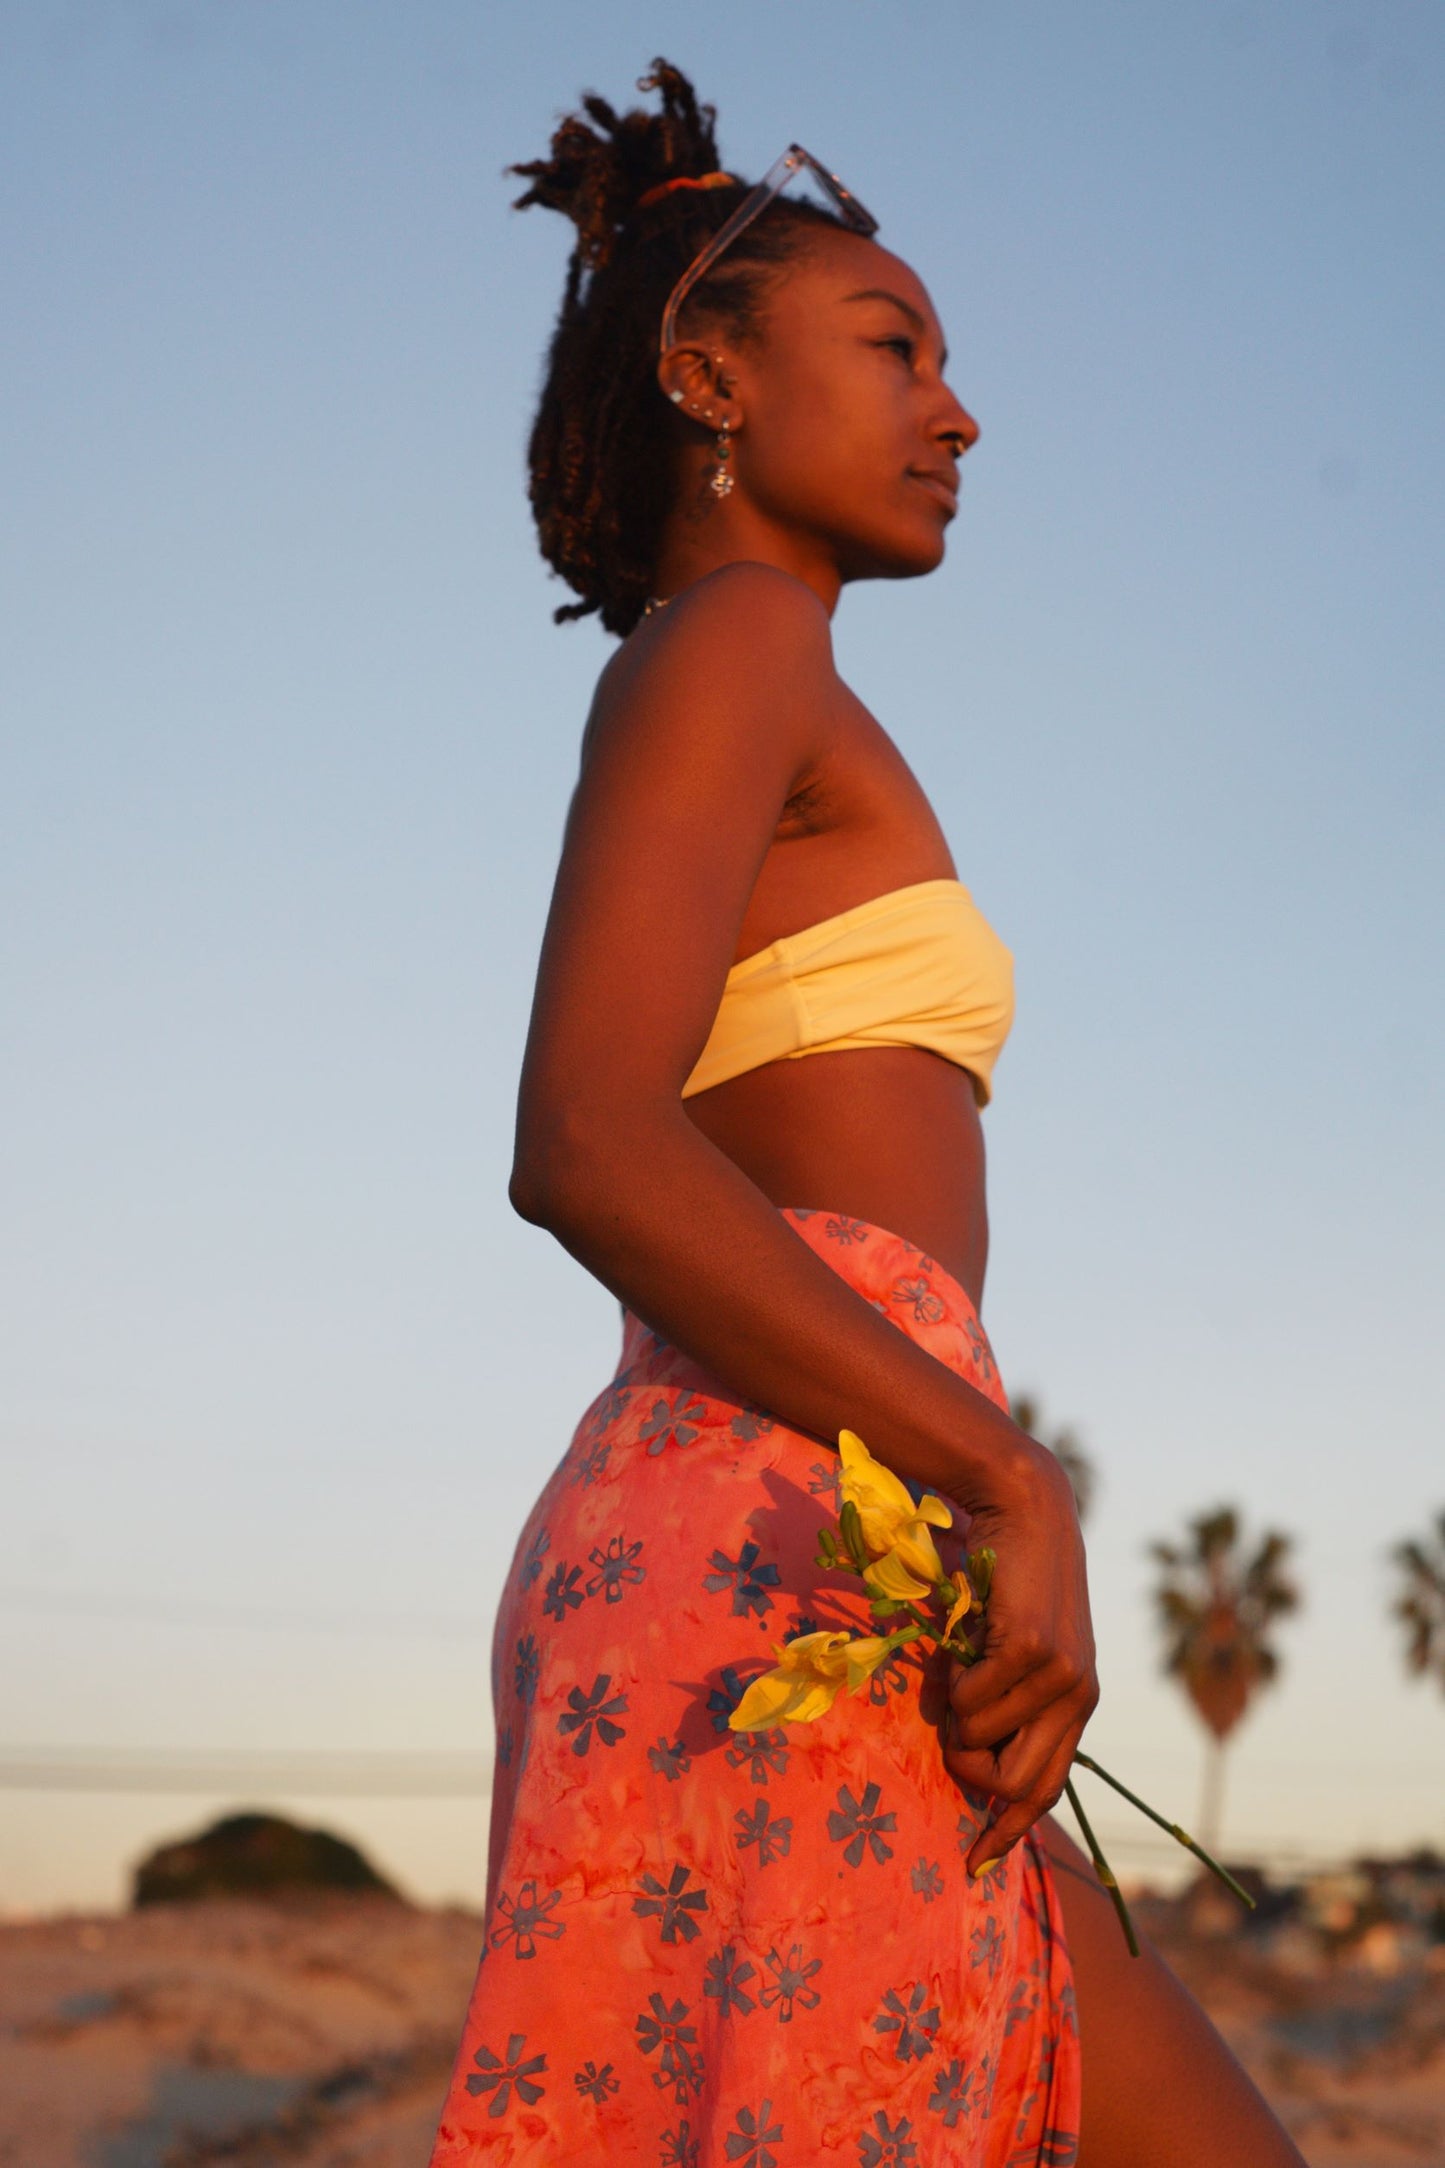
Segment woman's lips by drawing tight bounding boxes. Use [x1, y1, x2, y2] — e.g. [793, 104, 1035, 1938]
[909, 470, 959, 515]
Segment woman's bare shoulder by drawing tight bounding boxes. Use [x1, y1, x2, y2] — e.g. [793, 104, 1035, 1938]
[646, 560, 835, 641]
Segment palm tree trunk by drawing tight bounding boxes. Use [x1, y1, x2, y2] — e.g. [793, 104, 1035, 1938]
[1199, 1735, 1227, 1857]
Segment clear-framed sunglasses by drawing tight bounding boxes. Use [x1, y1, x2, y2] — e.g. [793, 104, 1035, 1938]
[657, 144, 879, 357]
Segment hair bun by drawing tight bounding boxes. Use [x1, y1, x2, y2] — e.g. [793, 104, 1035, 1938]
[510, 58, 728, 271]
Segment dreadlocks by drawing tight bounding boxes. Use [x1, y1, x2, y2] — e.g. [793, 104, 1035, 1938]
[511, 60, 847, 637]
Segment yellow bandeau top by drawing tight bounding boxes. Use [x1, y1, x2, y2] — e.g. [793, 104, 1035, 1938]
[681, 877, 1015, 1107]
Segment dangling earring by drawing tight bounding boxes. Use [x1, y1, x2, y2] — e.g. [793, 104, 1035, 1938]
[708, 418, 735, 499]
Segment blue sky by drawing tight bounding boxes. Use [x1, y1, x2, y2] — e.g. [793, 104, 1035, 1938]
[2, 0, 1442, 1909]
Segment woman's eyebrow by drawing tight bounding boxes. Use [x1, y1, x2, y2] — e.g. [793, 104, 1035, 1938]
[840, 288, 948, 371]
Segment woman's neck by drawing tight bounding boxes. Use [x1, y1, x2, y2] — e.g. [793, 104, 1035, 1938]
[650, 492, 843, 617]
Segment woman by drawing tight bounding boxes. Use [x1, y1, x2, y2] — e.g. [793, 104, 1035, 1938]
[431, 63, 1306, 2168]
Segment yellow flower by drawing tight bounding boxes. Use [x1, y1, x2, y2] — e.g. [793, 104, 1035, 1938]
[729, 1629, 903, 1731]
[865, 1548, 933, 1606]
[942, 1568, 975, 1642]
[729, 1631, 852, 1730]
[843, 1635, 901, 1693]
[838, 1429, 951, 1584]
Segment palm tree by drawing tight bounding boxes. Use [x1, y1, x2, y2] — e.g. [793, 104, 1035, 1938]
[1010, 1393, 1095, 1522]
[1149, 1507, 1299, 1855]
[1389, 1510, 1445, 1692]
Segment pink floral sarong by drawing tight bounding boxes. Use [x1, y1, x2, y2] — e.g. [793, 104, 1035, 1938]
[431, 1209, 1080, 2164]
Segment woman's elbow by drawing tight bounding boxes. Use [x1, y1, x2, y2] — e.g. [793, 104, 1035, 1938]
[508, 1097, 651, 1235]
[508, 1126, 586, 1231]
[507, 1155, 554, 1228]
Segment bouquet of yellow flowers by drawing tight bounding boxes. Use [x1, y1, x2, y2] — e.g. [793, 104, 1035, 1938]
[730, 1429, 1252, 1955]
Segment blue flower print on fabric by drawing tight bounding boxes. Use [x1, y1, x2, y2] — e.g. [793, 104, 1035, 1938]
[971, 1915, 1005, 1979]
[928, 2058, 975, 2128]
[513, 1634, 540, 1706]
[955, 1793, 991, 1849]
[704, 1943, 758, 2017]
[733, 1798, 792, 1867]
[570, 1434, 611, 1488]
[824, 1214, 869, 1245]
[929, 2051, 995, 2128]
[867, 1656, 910, 1707]
[519, 1527, 550, 1587]
[572, 2059, 618, 2103]
[911, 1858, 944, 1904]
[542, 1562, 584, 1621]
[633, 1863, 709, 1944]
[725, 2101, 784, 2167]
[660, 2123, 702, 2168]
[496, 1724, 513, 1770]
[556, 1673, 628, 1755]
[760, 1943, 821, 2024]
[703, 1540, 781, 1621]
[729, 1405, 774, 1443]
[873, 1982, 942, 2063]
[707, 1666, 752, 1733]
[465, 2032, 547, 2117]
[891, 1276, 946, 1326]
[590, 1374, 633, 1431]
[586, 1533, 645, 1603]
[1006, 1972, 1042, 2035]
[828, 1782, 897, 1868]
[807, 1459, 843, 1512]
[725, 1728, 789, 1786]
[640, 1392, 707, 1455]
[963, 1317, 996, 1382]
[634, 1993, 704, 2105]
[490, 1879, 564, 1960]
[858, 2110, 920, 2167]
[647, 1735, 691, 1782]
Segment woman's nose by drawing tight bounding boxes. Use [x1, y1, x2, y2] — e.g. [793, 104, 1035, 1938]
[941, 400, 980, 455]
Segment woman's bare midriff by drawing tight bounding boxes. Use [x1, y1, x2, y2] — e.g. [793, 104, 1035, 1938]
[684, 1043, 990, 1310]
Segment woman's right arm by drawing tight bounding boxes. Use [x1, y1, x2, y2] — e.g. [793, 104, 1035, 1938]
[510, 562, 1097, 1867]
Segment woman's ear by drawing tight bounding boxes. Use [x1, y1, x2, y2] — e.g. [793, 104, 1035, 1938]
[656, 346, 741, 434]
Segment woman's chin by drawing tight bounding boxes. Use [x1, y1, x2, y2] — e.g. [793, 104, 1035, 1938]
[845, 529, 950, 583]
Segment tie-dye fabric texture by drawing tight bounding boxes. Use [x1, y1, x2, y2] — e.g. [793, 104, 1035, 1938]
[430, 1209, 1081, 2165]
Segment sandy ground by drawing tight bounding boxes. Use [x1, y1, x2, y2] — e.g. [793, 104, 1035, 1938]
[1142, 1913, 1445, 2168]
[1, 1898, 1442, 2166]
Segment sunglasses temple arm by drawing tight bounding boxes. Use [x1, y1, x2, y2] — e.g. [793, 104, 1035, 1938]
[658, 149, 806, 356]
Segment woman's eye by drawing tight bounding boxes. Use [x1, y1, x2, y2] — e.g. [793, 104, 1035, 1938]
[878, 335, 916, 363]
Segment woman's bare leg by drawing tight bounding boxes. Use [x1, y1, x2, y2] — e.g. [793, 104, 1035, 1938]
[1037, 1817, 1308, 2167]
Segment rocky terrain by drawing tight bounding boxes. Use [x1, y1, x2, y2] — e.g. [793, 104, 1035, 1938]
[0, 1898, 479, 2167]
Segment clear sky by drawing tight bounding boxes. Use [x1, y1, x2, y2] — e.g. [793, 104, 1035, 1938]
[2, 0, 1442, 1912]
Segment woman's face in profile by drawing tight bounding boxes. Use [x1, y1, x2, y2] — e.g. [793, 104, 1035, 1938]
[724, 226, 980, 585]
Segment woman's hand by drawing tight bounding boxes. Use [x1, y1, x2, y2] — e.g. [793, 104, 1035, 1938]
[944, 1439, 1098, 1875]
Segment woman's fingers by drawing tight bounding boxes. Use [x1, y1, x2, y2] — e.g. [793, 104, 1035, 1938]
[944, 1721, 1063, 1812]
[961, 1734, 1083, 1873]
[949, 1726, 1082, 1877]
[949, 1647, 1097, 1753]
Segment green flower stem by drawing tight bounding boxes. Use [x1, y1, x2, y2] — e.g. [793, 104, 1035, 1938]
[1063, 1775, 1140, 1959]
[1072, 1752, 1256, 1910]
